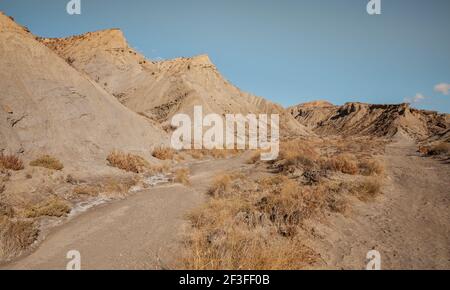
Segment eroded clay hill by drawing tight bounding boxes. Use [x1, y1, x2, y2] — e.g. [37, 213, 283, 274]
[0, 13, 168, 169]
[289, 101, 450, 140]
[40, 30, 309, 137]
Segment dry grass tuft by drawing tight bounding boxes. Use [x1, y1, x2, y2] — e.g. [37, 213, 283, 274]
[275, 140, 319, 172]
[174, 168, 191, 186]
[73, 176, 138, 196]
[0, 153, 24, 171]
[149, 163, 171, 174]
[0, 202, 14, 218]
[184, 148, 242, 160]
[152, 146, 176, 160]
[107, 150, 150, 173]
[182, 225, 318, 270]
[30, 155, 63, 170]
[24, 197, 71, 218]
[185, 149, 204, 159]
[257, 175, 289, 188]
[0, 216, 39, 261]
[102, 177, 138, 194]
[207, 149, 228, 159]
[279, 140, 318, 164]
[257, 180, 327, 236]
[207, 174, 234, 197]
[182, 173, 323, 269]
[358, 159, 384, 176]
[322, 154, 359, 175]
[420, 142, 450, 156]
[73, 185, 101, 196]
[246, 151, 262, 164]
[350, 177, 383, 201]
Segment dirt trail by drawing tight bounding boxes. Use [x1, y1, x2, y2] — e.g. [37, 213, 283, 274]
[2, 156, 250, 270]
[311, 136, 450, 269]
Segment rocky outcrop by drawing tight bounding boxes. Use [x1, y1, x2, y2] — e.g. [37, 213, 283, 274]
[289, 101, 449, 140]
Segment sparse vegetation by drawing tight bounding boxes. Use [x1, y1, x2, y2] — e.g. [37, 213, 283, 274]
[66, 57, 75, 64]
[182, 172, 328, 269]
[279, 140, 318, 165]
[0, 153, 24, 171]
[0, 202, 14, 218]
[174, 168, 191, 186]
[30, 155, 64, 170]
[73, 176, 138, 196]
[24, 197, 71, 218]
[182, 136, 390, 269]
[257, 179, 328, 236]
[322, 154, 359, 175]
[184, 149, 204, 159]
[103, 176, 139, 193]
[184, 148, 242, 160]
[0, 216, 39, 261]
[107, 150, 150, 173]
[207, 174, 233, 197]
[183, 223, 318, 270]
[275, 139, 319, 172]
[350, 177, 383, 201]
[358, 159, 384, 176]
[149, 163, 171, 174]
[246, 150, 261, 164]
[152, 146, 176, 160]
[420, 142, 450, 156]
[73, 185, 101, 196]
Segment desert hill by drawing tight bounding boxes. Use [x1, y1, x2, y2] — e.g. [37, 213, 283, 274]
[0, 13, 168, 169]
[40, 30, 310, 137]
[289, 101, 450, 140]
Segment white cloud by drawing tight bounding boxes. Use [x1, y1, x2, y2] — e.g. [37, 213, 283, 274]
[434, 83, 450, 95]
[404, 93, 426, 104]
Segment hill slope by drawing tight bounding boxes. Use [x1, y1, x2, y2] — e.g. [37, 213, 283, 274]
[0, 13, 167, 168]
[40, 30, 310, 137]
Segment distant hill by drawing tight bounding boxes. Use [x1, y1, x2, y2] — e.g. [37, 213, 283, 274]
[289, 101, 450, 141]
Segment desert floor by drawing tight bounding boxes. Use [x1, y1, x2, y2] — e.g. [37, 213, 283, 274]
[2, 136, 449, 270]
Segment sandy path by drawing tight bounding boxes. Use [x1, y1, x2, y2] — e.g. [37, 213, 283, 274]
[2, 156, 249, 270]
[311, 137, 450, 269]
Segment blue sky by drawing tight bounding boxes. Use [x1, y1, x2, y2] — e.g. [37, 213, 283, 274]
[1, 0, 449, 113]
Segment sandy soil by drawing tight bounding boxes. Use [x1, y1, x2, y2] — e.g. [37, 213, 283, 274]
[309, 136, 450, 269]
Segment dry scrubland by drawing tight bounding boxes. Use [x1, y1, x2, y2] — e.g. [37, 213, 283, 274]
[0, 143, 248, 262]
[181, 137, 387, 269]
[2, 135, 446, 266]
